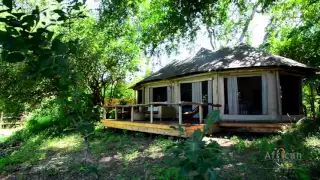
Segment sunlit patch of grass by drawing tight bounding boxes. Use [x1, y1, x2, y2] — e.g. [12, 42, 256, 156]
[145, 138, 175, 158]
[124, 150, 139, 162]
[40, 134, 83, 151]
[0, 133, 85, 171]
[304, 136, 320, 147]
[0, 135, 44, 170]
[0, 136, 9, 143]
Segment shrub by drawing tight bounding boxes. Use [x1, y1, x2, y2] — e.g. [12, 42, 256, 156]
[25, 95, 100, 136]
[167, 110, 222, 179]
[25, 98, 73, 135]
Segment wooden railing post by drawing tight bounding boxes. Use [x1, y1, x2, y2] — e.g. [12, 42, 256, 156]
[103, 108, 106, 120]
[150, 105, 153, 123]
[199, 104, 203, 124]
[114, 107, 117, 120]
[121, 107, 124, 119]
[178, 105, 182, 125]
[131, 106, 134, 122]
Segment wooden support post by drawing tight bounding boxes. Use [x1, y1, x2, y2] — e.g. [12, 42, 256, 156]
[114, 107, 117, 120]
[199, 104, 203, 124]
[131, 106, 134, 122]
[150, 105, 154, 123]
[276, 71, 282, 116]
[179, 105, 182, 125]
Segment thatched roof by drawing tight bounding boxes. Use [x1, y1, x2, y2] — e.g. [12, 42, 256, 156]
[135, 44, 316, 87]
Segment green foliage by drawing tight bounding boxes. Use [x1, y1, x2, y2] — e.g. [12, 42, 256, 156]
[0, 135, 45, 171]
[152, 166, 183, 180]
[0, 133, 83, 172]
[231, 117, 320, 179]
[24, 93, 100, 136]
[98, 0, 275, 54]
[3, 129, 32, 147]
[266, 0, 320, 66]
[264, 0, 320, 116]
[26, 99, 71, 135]
[233, 139, 247, 153]
[167, 110, 221, 179]
[119, 98, 128, 105]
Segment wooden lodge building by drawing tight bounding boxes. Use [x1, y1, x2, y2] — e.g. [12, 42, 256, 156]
[101, 44, 317, 137]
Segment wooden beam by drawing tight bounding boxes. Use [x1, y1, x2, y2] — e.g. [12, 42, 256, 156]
[150, 105, 153, 123]
[199, 104, 203, 124]
[104, 102, 221, 108]
[100, 120, 208, 137]
[218, 122, 291, 128]
[178, 105, 182, 125]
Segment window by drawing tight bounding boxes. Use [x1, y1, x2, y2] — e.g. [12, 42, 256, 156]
[280, 75, 302, 115]
[224, 78, 229, 114]
[180, 83, 192, 112]
[137, 90, 143, 104]
[237, 76, 262, 115]
[201, 81, 209, 118]
[152, 86, 167, 102]
[224, 76, 265, 115]
[180, 81, 210, 117]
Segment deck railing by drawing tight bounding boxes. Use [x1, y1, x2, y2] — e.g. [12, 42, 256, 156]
[102, 102, 221, 125]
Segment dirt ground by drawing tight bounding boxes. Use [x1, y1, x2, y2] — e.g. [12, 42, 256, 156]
[0, 130, 294, 180]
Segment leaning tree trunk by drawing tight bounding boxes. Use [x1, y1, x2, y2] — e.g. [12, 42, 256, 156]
[310, 83, 316, 119]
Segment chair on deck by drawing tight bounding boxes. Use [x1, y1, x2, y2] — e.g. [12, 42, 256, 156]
[182, 106, 199, 123]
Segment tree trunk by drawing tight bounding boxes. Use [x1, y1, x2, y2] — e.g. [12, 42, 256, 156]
[84, 133, 93, 163]
[310, 83, 315, 119]
[0, 112, 3, 129]
[207, 27, 215, 50]
[239, 2, 259, 43]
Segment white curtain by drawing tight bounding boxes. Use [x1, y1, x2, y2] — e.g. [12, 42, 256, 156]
[192, 82, 202, 104]
[192, 82, 202, 118]
[227, 77, 239, 115]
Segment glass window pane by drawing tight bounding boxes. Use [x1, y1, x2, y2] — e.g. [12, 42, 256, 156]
[237, 76, 262, 115]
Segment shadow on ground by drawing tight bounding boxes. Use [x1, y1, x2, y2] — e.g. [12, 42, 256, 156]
[0, 129, 181, 180]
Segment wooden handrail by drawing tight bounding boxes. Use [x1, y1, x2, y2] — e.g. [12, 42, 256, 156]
[103, 102, 222, 108]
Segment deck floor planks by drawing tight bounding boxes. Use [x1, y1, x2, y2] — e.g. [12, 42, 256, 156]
[101, 119, 293, 136]
[101, 119, 206, 137]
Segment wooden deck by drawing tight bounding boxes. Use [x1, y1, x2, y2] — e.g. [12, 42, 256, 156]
[217, 122, 292, 133]
[100, 119, 216, 137]
[101, 119, 293, 136]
